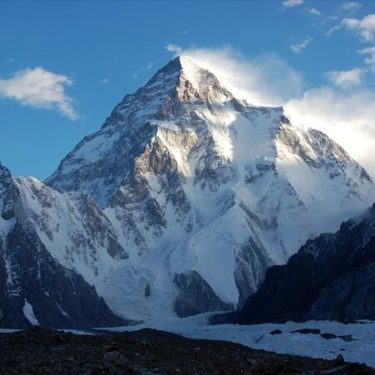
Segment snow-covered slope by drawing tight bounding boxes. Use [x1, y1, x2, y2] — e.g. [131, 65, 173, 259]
[43, 56, 375, 321]
[113, 316, 375, 369]
[0, 163, 125, 328]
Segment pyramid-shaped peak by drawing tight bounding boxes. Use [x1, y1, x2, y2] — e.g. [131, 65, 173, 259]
[158, 55, 203, 74]
[151, 55, 233, 103]
[136, 55, 205, 95]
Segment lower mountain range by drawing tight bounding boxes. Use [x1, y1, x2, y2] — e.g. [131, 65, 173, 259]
[213, 203, 375, 325]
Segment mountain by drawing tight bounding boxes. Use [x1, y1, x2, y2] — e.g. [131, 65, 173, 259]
[0, 163, 125, 328]
[225, 203, 375, 324]
[1, 56, 374, 326]
[45, 56, 374, 320]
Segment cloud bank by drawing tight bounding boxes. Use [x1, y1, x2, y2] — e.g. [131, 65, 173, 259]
[0, 67, 78, 120]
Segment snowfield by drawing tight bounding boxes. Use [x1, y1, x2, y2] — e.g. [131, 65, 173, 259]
[99, 315, 375, 368]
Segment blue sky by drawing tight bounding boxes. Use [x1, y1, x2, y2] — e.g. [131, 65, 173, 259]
[1, 0, 375, 179]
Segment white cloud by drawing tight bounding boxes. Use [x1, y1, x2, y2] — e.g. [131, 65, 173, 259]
[326, 24, 342, 37]
[341, 2, 362, 12]
[359, 46, 375, 70]
[100, 78, 110, 84]
[0, 67, 77, 120]
[308, 8, 321, 16]
[282, 0, 303, 9]
[166, 43, 183, 54]
[342, 14, 375, 42]
[166, 45, 303, 106]
[290, 37, 313, 54]
[285, 88, 375, 176]
[324, 68, 364, 88]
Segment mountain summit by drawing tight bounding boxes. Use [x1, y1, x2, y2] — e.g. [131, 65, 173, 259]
[45, 56, 374, 320]
[47, 56, 235, 206]
[1, 57, 374, 325]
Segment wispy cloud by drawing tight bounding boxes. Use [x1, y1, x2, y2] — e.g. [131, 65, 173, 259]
[342, 14, 375, 42]
[282, 0, 303, 9]
[340, 2, 362, 12]
[324, 68, 364, 88]
[359, 47, 375, 71]
[144, 61, 154, 70]
[166, 43, 183, 54]
[290, 37, 313, 54]
[0, 67, 78, 120]
[308, 8, 321, 16]
[100, 78, 110, 84]
[326, 24, 342, 37]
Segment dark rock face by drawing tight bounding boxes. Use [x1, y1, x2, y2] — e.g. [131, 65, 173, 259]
[307, 262, 375, 321]
[0, 224, 125, 329]
[173, 271, 233, 317]
[0, 163, 16, 220]
[228, 204, 375, 324]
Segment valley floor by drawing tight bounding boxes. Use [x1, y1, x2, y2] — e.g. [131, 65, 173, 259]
[104, 315, 375, 369]
[0, 325, 373, 374]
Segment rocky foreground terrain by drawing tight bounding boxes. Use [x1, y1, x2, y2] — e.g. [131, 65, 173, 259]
[0, 327, 373, 374]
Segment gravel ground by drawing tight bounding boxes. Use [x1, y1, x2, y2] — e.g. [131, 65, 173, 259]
[0, 326, 373, 374]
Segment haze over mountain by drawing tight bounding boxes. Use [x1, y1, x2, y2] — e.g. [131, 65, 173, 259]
[1, 56, 374, 327]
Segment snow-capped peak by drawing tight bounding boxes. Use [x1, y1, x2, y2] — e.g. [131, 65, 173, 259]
[135, 55, 234, 106]
[43, 57, 375, 321]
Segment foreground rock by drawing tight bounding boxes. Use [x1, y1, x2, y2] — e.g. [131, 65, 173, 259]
[0, 327, 373, 374]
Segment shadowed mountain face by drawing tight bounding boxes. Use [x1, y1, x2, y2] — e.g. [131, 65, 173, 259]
[0, 163, 125, 328]
[1, 56, 375, 326]
[224, 204, 375, 325]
